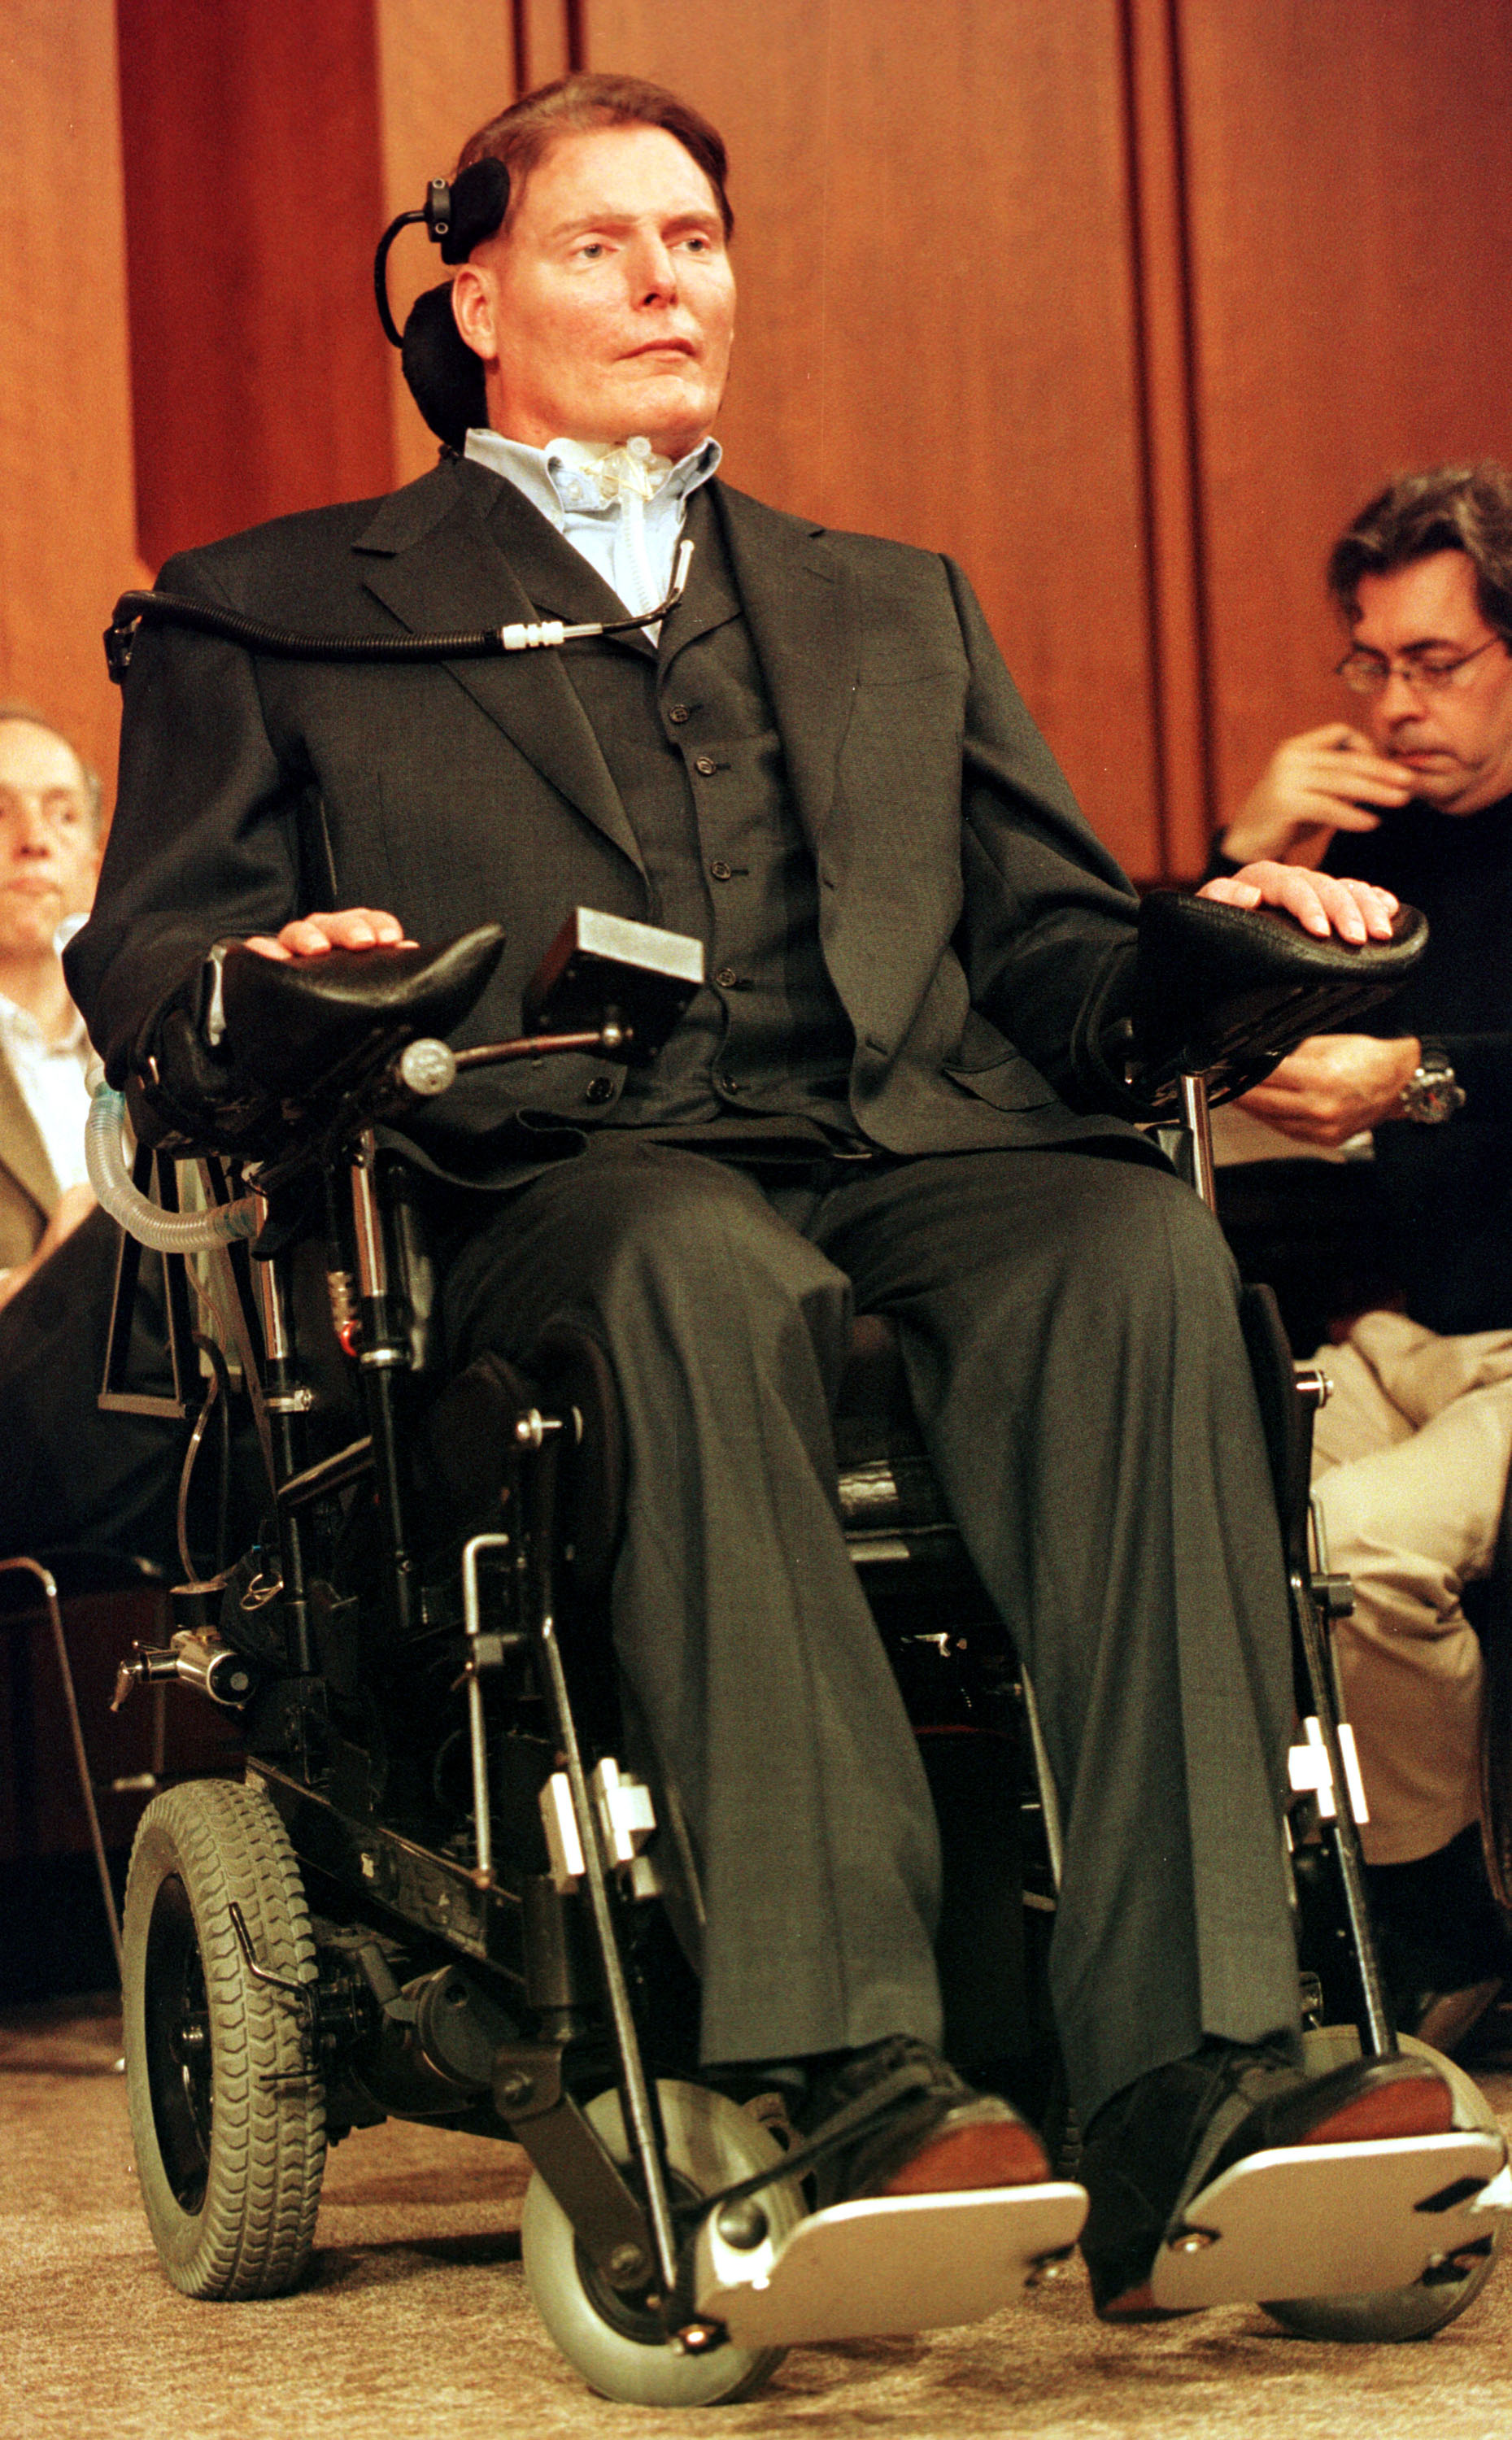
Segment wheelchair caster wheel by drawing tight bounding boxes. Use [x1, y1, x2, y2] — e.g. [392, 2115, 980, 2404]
[521, 2081, 803, 2405]
[123, 1780, 327, 2298]
[1263, 2034, 1506, 2342]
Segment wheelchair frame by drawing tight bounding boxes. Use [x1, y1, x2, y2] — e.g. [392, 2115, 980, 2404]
[102, 911, 1508, 2392]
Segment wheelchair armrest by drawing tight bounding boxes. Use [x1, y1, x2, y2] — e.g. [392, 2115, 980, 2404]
[210, 926, 507, 1095]
[126, 926, 507, 1155]
[1083, 891, 1428, 1121]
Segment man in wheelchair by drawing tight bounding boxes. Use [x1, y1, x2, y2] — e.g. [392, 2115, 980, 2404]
[68, 72, 1481, 2353]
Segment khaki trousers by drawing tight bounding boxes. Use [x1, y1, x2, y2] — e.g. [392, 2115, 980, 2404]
[1311, 1312, 1512, 1865]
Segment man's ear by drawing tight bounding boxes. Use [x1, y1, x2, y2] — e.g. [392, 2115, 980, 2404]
[451, 264, 498, 366]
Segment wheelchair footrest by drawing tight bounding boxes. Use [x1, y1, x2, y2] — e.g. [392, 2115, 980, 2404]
[695, 2181, 1088, 2347]
[1148, 2130, 1506, 2311]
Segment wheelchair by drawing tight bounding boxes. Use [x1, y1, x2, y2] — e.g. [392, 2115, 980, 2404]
[95, 895, 1509, 2404]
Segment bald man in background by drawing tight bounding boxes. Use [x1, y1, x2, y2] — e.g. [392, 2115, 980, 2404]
[0, 706, 185, 1569]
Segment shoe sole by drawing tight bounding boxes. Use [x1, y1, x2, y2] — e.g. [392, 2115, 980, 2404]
[1295, 2071, 1453, 2146]
[881, 2117, 1050, 2195]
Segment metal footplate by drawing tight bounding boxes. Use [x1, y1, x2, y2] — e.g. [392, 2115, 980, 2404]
[694, 2181, 1088, 2348]
[1149, 2130, 1507, 2311]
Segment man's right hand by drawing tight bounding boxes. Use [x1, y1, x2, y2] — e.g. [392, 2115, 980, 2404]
[1219, 725, 1416, 868]
[245, 908, 413, 960]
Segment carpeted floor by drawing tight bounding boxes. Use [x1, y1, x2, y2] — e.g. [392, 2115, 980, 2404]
[5, 1999, 1512, 2440]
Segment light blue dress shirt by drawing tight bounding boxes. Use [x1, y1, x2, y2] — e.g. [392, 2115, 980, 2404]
[464, 427, 721, 619]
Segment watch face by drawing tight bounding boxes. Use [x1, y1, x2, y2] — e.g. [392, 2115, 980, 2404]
[1405, 1065, 1466, 1123]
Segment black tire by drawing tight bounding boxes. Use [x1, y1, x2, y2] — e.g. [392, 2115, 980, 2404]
[521, 2081, 800, 2406]
[1265, 2035, 1505, 2342]
[123, 1778, 327, 2298]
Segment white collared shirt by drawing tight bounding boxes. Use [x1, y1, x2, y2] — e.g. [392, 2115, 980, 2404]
[464, 427, 721, 617]
[0, 914, 93, 1195]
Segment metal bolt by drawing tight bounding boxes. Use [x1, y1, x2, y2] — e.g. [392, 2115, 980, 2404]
[715, 2198, 769, 2250]
[1170, 2227, 1218, 2254]
[496, 2070, 534, 2108]
[606, 2243, 647, 2283]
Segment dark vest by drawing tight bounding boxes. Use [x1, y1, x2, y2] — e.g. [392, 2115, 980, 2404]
[487, 483, 861, 1147]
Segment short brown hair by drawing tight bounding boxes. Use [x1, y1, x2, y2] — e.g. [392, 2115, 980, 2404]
[1328, 463, 1512, 646]
[456, 72, 733, 241]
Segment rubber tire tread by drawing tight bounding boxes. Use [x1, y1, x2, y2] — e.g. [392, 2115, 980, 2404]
[124, 1778, 327, 2299]
[1265, 2035, 1505, 2342]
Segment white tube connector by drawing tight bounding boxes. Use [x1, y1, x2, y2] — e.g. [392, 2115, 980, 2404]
[86, 1082, 259, 1252]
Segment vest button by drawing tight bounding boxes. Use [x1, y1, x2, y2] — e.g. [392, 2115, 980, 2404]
[667, 703, 691, 725]
[693, 753, 718, 776]
[714, 966, 739, 990]
[709, 859, 733, 882]
[583, 1076, 615, 1105]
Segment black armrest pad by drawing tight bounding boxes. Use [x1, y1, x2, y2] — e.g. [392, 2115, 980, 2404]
[1080, 891, 1428, 1119]
[126, 926, 505, 1154]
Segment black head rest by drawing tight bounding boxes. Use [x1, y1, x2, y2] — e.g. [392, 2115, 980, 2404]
[402, 284, 489, 451]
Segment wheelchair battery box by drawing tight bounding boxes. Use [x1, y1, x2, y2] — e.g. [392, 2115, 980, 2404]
[522, 909, 704, 1064]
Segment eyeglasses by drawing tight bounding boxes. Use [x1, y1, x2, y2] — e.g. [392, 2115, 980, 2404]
[1335, 636, 1503, 696]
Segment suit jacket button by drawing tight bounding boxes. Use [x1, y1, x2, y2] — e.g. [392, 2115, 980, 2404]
[667, 703, 691, 725]
[694, 753, 718, 776]
[714, 966, 739, 990]
[710, 859, 733, 881]
[584, 1076, 615, 1105]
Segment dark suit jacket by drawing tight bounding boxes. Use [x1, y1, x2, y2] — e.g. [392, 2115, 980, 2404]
[68, 455, 1148, 1179]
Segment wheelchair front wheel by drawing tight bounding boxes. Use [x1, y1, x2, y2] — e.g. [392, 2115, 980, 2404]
[1264, 2036, 1505, 2342]
[521, 2080, 802, 2405]
[123, 1778, 327, 2298]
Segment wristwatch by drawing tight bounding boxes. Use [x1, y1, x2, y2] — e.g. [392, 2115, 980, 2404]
[1395, 1051, 1466, 1124]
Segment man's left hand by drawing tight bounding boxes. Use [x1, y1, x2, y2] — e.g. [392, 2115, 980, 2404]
[1235, 1033, 1423, 1145]
[1196, 860, 1398, 945]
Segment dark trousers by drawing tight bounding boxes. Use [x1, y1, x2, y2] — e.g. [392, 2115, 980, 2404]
[442, 1137, 1301, 2123]
[0, 1207, 186, 1574]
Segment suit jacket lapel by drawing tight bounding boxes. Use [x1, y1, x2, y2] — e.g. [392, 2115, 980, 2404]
[711, 482, 859, 849]
[0, 1045, 59, 1222]
[355, 460, 645, 876]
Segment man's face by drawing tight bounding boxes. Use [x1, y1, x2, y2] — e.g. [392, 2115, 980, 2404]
[0, 720, 100, 961]
[1350, 551, 1512, 813]
[453, 123, 735, 461]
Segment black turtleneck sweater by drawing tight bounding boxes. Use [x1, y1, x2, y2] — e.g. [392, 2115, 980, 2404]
[1209, 794, 1512, 1333]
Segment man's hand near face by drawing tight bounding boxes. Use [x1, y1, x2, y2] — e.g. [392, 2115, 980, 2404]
[1220, 724, 1416, 869]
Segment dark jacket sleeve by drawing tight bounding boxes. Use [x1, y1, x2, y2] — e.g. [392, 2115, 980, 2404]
[64, 551, 312, 1082]
[941, 558, 1141, 1100]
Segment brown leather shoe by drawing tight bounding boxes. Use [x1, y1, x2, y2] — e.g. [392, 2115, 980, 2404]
[1081, 2040, 1453, 2320]
[800, 2035, 1050, 2205]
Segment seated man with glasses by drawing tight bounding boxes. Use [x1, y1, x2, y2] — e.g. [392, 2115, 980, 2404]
[1207, 463, 1512, 2047]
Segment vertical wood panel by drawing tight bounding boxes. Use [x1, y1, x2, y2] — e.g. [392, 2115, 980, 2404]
[373, 0, 521, 488]
[1123, 0, 1211, 873]
[0, 0, 146, 795]
[117, 0, 394, 569]
[1178, 0, 1512, 830]
[584, 0, 1166, 878]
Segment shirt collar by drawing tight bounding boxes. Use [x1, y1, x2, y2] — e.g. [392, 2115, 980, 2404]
[0, 991, 86, 1053]
[464, 427, 721, 521]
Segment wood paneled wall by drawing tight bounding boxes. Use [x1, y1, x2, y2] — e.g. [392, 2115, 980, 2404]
[1179, 0, 1512, 826]
[4, 1, 1510, 873]
[0, 0, 146, 795]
